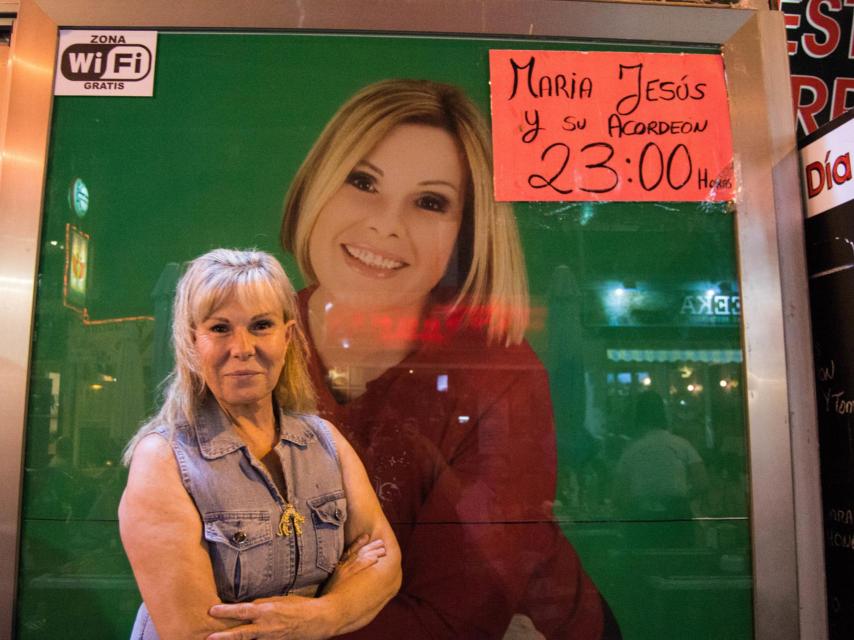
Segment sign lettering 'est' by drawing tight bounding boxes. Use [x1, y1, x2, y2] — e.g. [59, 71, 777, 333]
[489, 50, 735, 202]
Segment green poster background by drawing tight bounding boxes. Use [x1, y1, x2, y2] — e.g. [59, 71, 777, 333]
[18, 33, 751, 639]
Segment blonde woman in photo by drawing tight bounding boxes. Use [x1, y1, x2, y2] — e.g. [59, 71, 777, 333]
[281, 79, 620, 639]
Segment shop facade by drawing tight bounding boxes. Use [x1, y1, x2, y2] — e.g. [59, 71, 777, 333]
[0, 2, 823, 638]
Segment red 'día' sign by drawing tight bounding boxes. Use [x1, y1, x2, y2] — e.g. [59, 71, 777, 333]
[489, 50, 735, 202]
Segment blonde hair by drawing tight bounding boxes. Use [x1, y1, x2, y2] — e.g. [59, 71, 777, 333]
[281, 79, 529, 345]
[123, 248, 315, 465]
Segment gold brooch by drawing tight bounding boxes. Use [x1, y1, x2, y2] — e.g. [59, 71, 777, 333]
[278, 503, 305, 537]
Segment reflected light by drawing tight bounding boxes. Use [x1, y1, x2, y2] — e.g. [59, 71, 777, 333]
[0, 274, 34, 291]
[614, 287, 625, 297]
[1, 148, 42, 168]
[325, 302, 333, 312]
[437, 374, 448, 392]
[49, 240, 58, 246]
[458, 415, 470, 424]
[70, 178, 89, 217]
[341, 338, 350, 349]
[10, 53, 53, 77]
[719, 379, 738, 390]
[89, 384, 103, 391]
[641, 376, 652, 386]
[580, 203, 595, 225]
[687, 384, 695, 392]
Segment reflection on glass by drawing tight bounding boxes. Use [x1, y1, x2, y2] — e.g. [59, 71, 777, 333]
[534, 203, 751, 639]
[17, 34, 752, 640]
[614, 390, 708, 524]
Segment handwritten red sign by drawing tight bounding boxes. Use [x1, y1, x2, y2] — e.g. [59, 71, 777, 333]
[489, 50, 734, 202]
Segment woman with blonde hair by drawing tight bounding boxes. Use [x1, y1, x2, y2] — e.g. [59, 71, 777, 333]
[281, 79, 619, 639]
[120, 248, 401, 639]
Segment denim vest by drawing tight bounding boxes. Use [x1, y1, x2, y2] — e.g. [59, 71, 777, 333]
[130, 396, 346, 639]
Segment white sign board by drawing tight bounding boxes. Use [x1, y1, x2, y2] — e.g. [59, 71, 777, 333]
[54, 30, 157, 97]
[799, 109, 854, 218]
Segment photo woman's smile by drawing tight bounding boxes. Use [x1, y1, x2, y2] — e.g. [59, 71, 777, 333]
[342, 242, 408, 276]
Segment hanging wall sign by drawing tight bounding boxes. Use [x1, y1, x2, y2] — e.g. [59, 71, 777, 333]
[54, 30, 157, 97]
[800, 107, 854, 640]
[800, 108, 854, 217]
[489, 50, 734, 202]
[781, 0, 854, 138]
[64, 225, 89, 310]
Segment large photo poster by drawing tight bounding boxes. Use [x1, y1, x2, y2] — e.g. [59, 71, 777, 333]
[18, 33, 750, 639]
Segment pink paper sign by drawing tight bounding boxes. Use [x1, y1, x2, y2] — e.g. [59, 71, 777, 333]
[489, 50, 735, 202]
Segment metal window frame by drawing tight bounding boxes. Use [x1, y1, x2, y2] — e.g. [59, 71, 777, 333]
[0, 1, 823, 639]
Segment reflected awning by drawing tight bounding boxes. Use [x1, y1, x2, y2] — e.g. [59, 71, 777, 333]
[606, 348, 743, 363]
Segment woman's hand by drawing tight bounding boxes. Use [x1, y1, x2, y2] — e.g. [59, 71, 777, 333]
[205, 534, 387, 640]
[322, 533, 387, 594]
[210, 420, 401, 639]
[206, 596, 329, 640]
[289, 421, 401, 637]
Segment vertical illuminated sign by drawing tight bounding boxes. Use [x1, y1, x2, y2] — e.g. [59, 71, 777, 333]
[64, 225, 89, 310]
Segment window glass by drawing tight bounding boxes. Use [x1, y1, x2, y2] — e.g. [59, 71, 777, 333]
[17, 33, 750, 639]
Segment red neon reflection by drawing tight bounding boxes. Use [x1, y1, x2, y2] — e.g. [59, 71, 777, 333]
[322, 303, 546, 345]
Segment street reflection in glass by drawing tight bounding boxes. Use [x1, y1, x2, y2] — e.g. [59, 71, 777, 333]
[16, 34, 751, 640]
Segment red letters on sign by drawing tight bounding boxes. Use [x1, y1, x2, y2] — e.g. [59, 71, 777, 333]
[848, 0, 854, 58]
[793, 75, 830, 134]
[805, 151, 852, 198]
[803, 0, 843, 58]
[832, 77, 854, 117]
[785, 12, 802, 55]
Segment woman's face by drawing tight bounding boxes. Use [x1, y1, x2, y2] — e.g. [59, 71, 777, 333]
[193, 292, 293, 415]
[308, 124, 466, 313]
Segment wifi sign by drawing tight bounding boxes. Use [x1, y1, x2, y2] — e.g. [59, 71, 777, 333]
[55, 30, 158, 97]
[61, 43, 151, 81]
